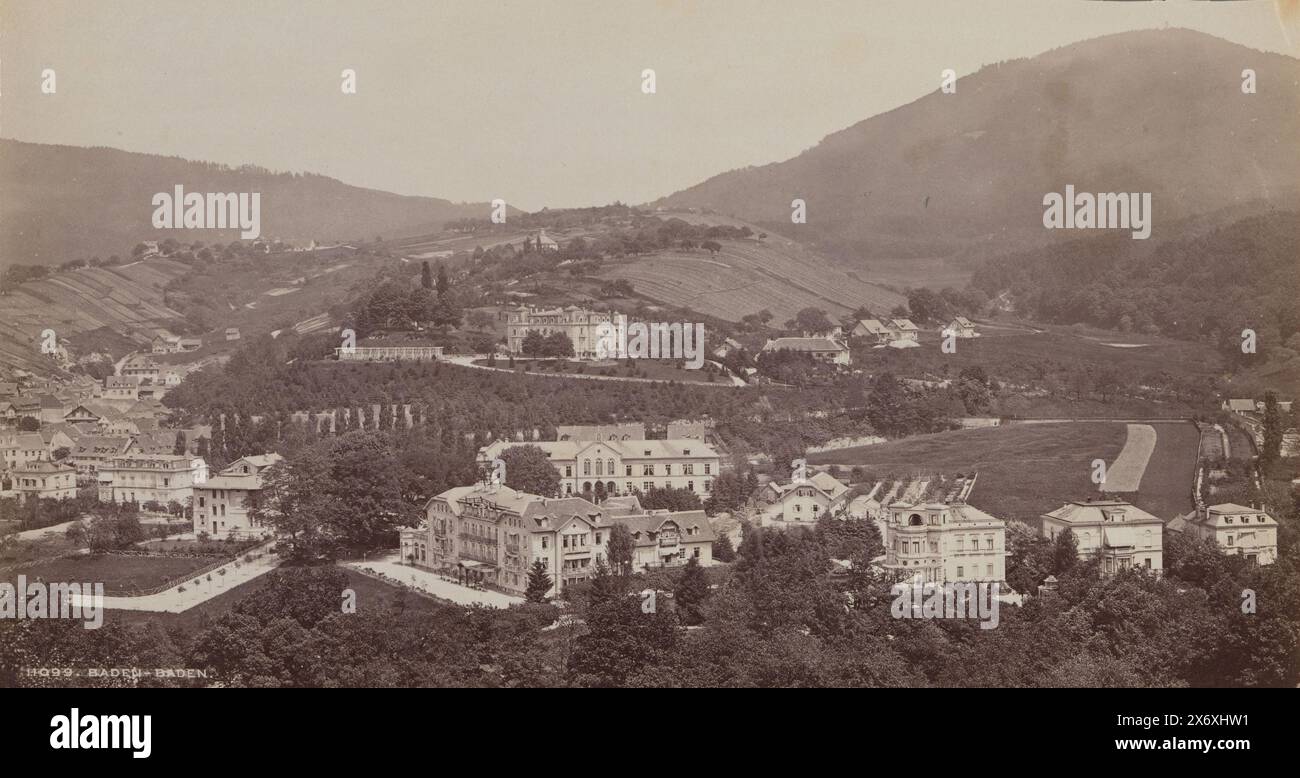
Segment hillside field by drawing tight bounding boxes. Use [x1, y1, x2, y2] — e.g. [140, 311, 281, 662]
[809, 421, 1199, 526]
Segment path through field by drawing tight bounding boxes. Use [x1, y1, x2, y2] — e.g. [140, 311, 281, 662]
[1104, 424, 1157, 492]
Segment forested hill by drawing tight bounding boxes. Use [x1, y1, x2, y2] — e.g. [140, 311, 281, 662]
[0, 139, 492, 265]
[971, 210, 1300, 364]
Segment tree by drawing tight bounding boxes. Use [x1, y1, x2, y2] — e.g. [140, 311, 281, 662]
[1262, 391, 1283, 466]
[421, 260, 433, 290]
[525, 560, 553, 603]
[786, 307, 834, 335]
[606, 524, 635, 577]
[521, 331, 547, 358]
[498, 445, 561, 497]
[704, 472, 751, 515]
[639, 486, 702, 512]
[1052, 529, 1079, 575]
[674, 557, 709, 625]
[700, 240, 722, 256]
[435, 263, 450, 298]
[712, 533, 736, 562]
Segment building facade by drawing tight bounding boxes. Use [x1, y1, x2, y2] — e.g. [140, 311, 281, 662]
[1041, 499, 1163, 576]
[761, 337, 851, 365]
[1178, 503, 1277, 566]
[505, 305, 613, 358]
[884, 499, 1007, 584]
[98, 453, 208, 506]
[192, 454, 283, 539]
[478, 438, 720, 499]
[400, 484, 714, 597]
[761, 471, 850, 527]
[14, 460, 78, 503]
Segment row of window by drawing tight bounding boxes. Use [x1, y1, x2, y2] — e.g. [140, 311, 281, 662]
[573, 461, 712, 477]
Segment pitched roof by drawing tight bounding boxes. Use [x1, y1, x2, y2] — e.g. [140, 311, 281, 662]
[614, 509, 715, 546]
[762, 337, 848, 353]
[1041, 500, 1162, 526]
[481, 438, 718, 461]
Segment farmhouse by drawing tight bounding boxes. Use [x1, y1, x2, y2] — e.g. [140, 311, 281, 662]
[478, 438, 720, 498]
[1041, 499, 1163, 576]
[887, 318, 920, 343]
[761, 471, 850, 527]
[946, 316, 979, 338]
[1171, 503, 1277, 566]
[851, 318, 893, 345]
[1, 432, 50, 473]
[884, 497, 1007, 584]
[1222, 399, 1255, 414]
[761, 336, 851, 365]
[535, 229, 560, 253]
[225, 327, 242, 341]
[68, 435, 131, 476]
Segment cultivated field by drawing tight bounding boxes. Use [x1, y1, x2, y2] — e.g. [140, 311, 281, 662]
[598, 237, 903, 324]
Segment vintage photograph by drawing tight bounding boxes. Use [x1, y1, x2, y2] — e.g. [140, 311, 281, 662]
[0, 0, 1297, 718]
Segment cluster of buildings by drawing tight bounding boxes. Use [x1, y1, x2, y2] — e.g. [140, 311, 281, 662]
[399, 481, 715, 598]
[754, 465, 1279, 587]
[758, 315, 979, 367]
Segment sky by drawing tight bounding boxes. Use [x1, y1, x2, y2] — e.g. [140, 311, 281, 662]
[1, 0, 1296, 210]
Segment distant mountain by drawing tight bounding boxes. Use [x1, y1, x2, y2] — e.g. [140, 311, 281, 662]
[653, 29, 1300, 269]
[0, 139, 494, 265]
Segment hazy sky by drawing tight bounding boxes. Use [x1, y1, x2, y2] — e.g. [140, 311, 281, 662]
[2, 0, 1295, 210]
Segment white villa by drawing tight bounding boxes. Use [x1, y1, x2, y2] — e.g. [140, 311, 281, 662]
[884, 498, 1008, 584]
[761, 471, 850, 527]
[1172, 503, 1277, 566]
[761, 336, 851, 365]
[192, 454, 284, 539]
[505, 305, 613, 358]
[1041, 499, 1163, 576]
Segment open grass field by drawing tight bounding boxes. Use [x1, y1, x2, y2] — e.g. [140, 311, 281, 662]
[10, 553, 218, 595]
[809, 420, 1202, 525]
[810, 422, 1128, 526]
[597, 235, 903, 324]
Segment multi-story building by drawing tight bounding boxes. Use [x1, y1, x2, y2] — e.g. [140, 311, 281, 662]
[14, 460, 78, 503]
[1040, 499, 1163, 576]
[192, 454, 283, 539]
[401, 484, 714, 597]
[1, 432, 50, 473]
[505, 305, 613, 357]
[98, 453, 208, 506]
[477, 438, 720, 499]
[761, 471, 850, 527]
[884, 499, 1007, 584]
[100, 376, 140, 402]
[1174, 503, 1277, 566]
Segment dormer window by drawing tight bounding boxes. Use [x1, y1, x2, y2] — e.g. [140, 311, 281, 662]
[683, 449, 691, 455]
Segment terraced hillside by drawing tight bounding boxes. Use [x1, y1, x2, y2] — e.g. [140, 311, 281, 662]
[598, 231, 903, 324]
[0, 258, 191, 371]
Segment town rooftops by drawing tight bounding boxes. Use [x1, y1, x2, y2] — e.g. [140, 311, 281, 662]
[773, 471, 849, 501]
[951, 316, 975, 328]
[16, 459, 76, 475]
[855, 319, 891, 335]
[1224, 399, 1255, 412]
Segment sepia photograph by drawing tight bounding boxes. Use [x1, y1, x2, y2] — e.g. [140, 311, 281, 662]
[0, 0, 1297, 759]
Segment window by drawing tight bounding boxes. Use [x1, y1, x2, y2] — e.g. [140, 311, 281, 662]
[541, 537, 548, 549]
[643, 464, 654, 476]
[704, 464, 711, 475]
[583, 460, 591, 476]
[643, 481, 653, 493]
[595, 460, 603, 476]
[595, 533, 602, 544]
[986, 564, 993, 576]
[565, 465, 572, 477]
[683, 464, 694, 475]
[625, 465, 632, 476]
[607, 459, 614, 475]
[957, 566, 964, 579]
